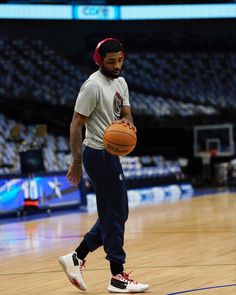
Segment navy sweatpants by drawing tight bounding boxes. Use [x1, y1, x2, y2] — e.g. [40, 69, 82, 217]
[82, 146, 129, 265]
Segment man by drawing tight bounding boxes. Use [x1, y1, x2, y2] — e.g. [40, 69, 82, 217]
[59, 38, 149, 293]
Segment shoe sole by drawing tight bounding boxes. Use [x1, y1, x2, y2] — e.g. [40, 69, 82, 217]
[107, 284, 149, 293]
[58, 257, 87, 291]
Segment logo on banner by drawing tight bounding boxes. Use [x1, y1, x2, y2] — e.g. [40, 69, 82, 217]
[78, 6, 117, 20]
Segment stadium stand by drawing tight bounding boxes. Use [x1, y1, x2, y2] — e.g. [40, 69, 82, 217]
[0, 113, 71, 174]
[0, 36, 86, 105]
[0, 35, 234, 119]
[0, 113, 185, 181]
[124, 51, 236, 110]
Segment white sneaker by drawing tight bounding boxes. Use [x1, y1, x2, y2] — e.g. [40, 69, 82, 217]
[59, 252, 87, 291]
[107, 272, 149, 293]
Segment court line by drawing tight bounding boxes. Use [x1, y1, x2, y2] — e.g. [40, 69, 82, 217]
[127, 230, 234, 234]
[0, 234, 85, 241]
[1, 230, 234, 242]
[0, 264, 235, 276]
[45, 234, 85, 239]
[167, 284, 236, 294]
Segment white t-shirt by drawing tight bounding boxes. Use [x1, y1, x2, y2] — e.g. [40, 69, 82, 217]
[74, 70, 131, 149]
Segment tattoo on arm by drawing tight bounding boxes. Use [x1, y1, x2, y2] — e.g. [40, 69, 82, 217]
[70, 122, 83, 165]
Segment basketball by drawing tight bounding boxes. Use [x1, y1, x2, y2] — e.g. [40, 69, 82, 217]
[103, 122, 137, 156]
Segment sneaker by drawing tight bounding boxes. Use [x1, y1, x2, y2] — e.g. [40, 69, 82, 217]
[107, 272, 149, 293]
[58, 252, 87, 291]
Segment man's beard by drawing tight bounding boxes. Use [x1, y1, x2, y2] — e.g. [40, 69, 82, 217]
[101, 66, 120, 79]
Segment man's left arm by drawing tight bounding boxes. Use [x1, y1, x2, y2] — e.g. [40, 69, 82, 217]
[121, 106, 134, 124]
[114, 106, 136, 132]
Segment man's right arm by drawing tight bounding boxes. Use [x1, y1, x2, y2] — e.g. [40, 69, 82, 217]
[66, 111, 88, 186]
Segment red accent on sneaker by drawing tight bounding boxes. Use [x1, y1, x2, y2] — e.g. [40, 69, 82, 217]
[123, 271, 138, 284]
[79, 260, 86, 274]
[70, 278, 80, 289]
[81, 260, 86, 268]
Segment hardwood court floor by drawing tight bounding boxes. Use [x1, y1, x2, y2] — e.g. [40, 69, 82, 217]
[0, 192, 236, 295]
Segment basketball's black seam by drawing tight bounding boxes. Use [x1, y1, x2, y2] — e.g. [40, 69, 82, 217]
[103, 138, 136, 147]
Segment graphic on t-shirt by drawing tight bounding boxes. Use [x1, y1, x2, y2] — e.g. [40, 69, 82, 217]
[113, 91, 123, 119]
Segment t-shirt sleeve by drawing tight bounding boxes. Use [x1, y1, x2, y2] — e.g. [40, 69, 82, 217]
[119, 77, 130, 107]
[74, 80, 98, 116]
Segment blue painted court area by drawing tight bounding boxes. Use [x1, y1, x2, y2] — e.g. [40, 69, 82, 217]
[167, 284, 236, 294]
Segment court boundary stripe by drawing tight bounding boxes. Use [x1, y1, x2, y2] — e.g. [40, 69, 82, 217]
[1, 230, 234, 242]
[166, 284, 236, 294]
[1, 264, 235, 276]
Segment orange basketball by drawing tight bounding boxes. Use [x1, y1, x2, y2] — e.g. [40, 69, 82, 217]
[103, 123, 137, 156]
